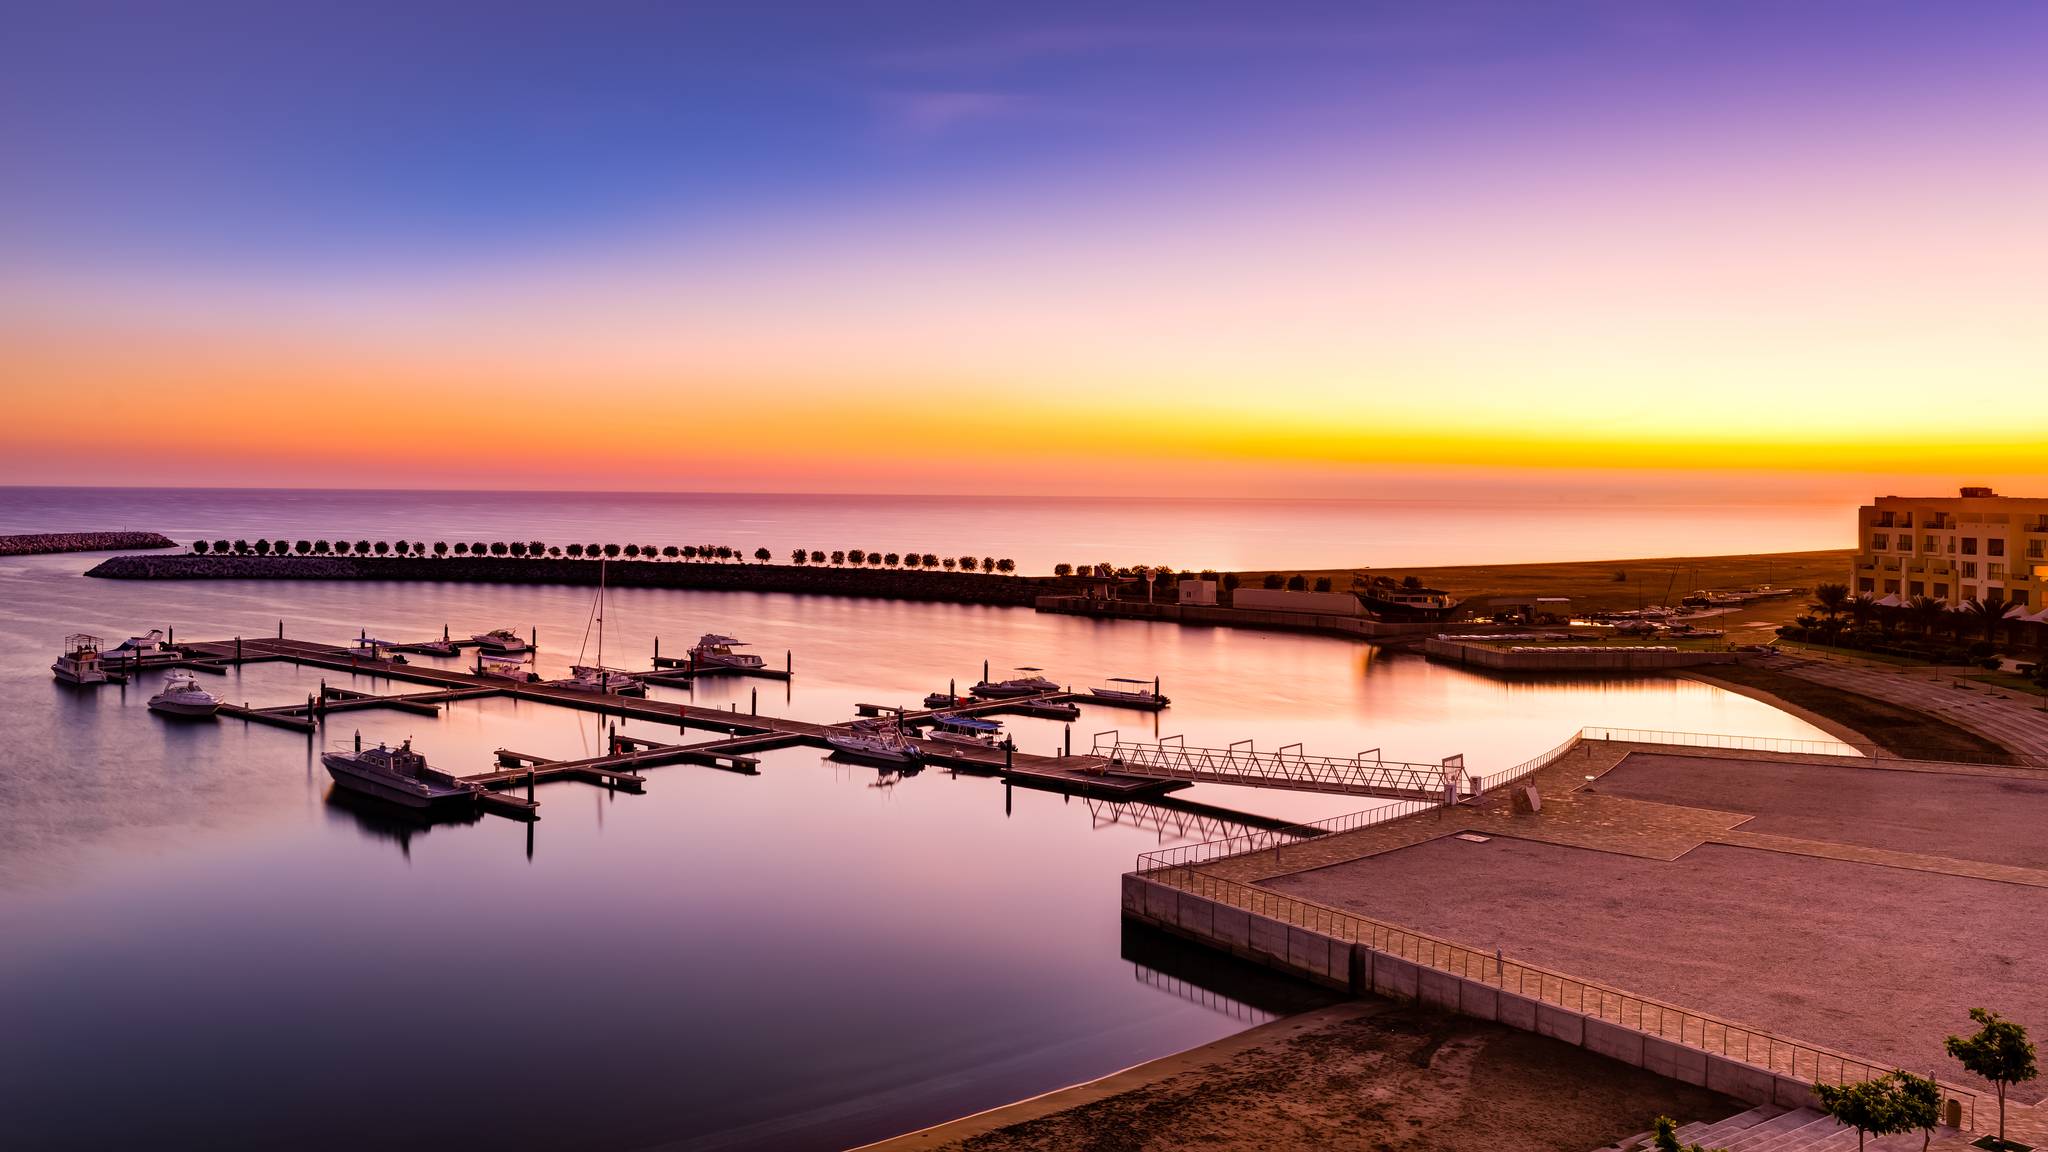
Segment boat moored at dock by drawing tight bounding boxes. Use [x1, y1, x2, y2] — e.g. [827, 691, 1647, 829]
[472, 628, 530, 653]
[927, 713, 1009, 750]
[970, 667, 1060, 699]
[1086, 677, 1170, 710]
[1352, 574, 1461, 622]
[147, 671, 224, 717]
[322, 736, 483, 810]
[476, 653, 534, 682]
[558, 665, 644, 695]
[826, 719, 923, 765]
[52, 634, 114, 684]
[688, 633, 765, 670]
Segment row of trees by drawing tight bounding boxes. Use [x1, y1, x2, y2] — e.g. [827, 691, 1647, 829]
[1788, 582, 2046, 668]
[190, 538, 1017, 572]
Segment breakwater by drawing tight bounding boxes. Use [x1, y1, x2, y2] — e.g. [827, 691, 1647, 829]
[0, 531, 177, 556]
[84, 553, 1049, 606]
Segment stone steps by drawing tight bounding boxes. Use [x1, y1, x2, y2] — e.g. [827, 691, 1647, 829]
[1607, 1104, 1944, 1152]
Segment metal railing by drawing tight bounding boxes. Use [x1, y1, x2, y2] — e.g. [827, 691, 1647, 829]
[1582, 726, 2048, 770]
[1095, 736, 1460, 798]
[1082, 797, 1276, 844]
[1471, 732, 1584, 793]
[1138, 864, 1982, 1132]
[1134, 798, 1441, 871]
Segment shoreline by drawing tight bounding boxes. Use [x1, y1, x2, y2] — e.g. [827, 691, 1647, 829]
[1680, 663, 2020, 763]
[0, 531, 175, 556]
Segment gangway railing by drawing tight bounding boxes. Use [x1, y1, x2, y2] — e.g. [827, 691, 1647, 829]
[1092, 735, 1465, 799]
[1082, 797, 1271, 844]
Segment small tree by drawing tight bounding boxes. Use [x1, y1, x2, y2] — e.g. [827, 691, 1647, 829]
[432, 541, 447, 557]
[1891, 1072, 1942, 1152]
[1946, 1007, 2038, 1147]
[296, 540, 313, 555]
[868, 552, 883, 566]
[1649, 1115, 1720, 1152]
[192, 539, 209, 554]
[565, 543, 583, 557]
[811, 550, 826, 564]
[373, 540, 389, 555]
[884, 552, 900, 567]
[453, 542, 469, 555]
[1314, 576, 1332, 592]
[470, 541, 487, 556]
[1054, 562, 1073, 576]
[312, 539, 331, 555]
[251, 539, 269, 555]
[848, 549, 866, 565]
[1262, 573, 1283, 590]
[715, 546, 733, 561]
[603, 543, 621, 559]
[509, 541, 527, 557]
[1286, 574, 1308, 591]
[942, 557, 956, 570]
[215, 539, 232, 555]
[922, 553, 939, 569]
[530, 541, 546, 558]
[754, 547, 772, 562]
[547, 546, 561, 556]
[981, 556, 996, 573]
[996, 558, 1014, 573]
[1815, 1077, 1908, 1152]
[663, 546, 680, 559]
[958, 555, 976, 571]
[791, 548, 808, 564]
[392, 539, 409, 557]
[1223, 572, 1241, 591]
[830, 550, 845, 565]
[352, 540, 371, 555]
[622, 544, 638, 558]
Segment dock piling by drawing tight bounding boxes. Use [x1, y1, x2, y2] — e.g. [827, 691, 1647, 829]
[1065, 723, 1072, 756]
[750, 687, 757, 716]
[653, 636, 659, 666]
[234, 636, 241, 663]
[278, 620, 283, 639]
[786, 649, 791, 676]
[168, 626, 174, 646]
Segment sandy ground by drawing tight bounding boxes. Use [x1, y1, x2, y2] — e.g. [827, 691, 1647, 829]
[1595, 752, 2048, 869]
[872, 1001, 1737, 1152]
[1265, 836, 2048, 1100]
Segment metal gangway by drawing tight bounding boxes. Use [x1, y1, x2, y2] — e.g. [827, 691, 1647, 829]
[1092, 731, 1468, 800]
[1082, 797, 1278, 844]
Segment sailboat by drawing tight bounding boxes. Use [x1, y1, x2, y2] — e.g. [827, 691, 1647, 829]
[563, 560, 641, 695]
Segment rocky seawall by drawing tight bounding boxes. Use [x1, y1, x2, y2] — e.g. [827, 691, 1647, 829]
[0, 531, 178, 556]
[85, 554, 1052, 606]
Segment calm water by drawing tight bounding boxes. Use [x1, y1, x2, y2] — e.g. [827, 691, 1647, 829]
[0, 493, 1840, 1150]
[0, 486, 1850, 573]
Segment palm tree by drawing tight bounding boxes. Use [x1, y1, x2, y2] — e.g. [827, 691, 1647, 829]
[1810, 582, 1851, 620]
[1847, 593, 1878, 630]
[1967, 594, 2019, 646]
[1909, 594, 1947, 637]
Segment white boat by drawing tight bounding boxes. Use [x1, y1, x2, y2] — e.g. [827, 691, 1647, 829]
[560, 560, 641, 694]
[101, 629, 169, 663]
[472, 628, 529, 653]
[926, 713, 1007, 749]
[148, 671, 223, 717]
[689, 633, 765, 670]
[826, 720, 923, 765]
[52, 634, 110, 684]
[969, 667, 1059, 699]
[1087, 677, 1170, 710]
[322, 736, 482, 810]
[476, 653, 533, 682]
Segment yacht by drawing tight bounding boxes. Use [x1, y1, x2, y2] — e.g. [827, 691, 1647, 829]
[927, 713, 1008, 750]
[1352, 574, 1462, 622]
[472, 628, 530, 653]
[689, 634, 765, 670]
[1087, 677, 1170, 710]
[322, 737, 482, 810]
[826, 720, 923, 765]
[969, 668, 1060, 699]
[147, 672, 224, 717]
[52, 634, 111, 684]
[476, 653, 534, 682]
[102, 629, 169, 663]
[559, 665, 643, 696]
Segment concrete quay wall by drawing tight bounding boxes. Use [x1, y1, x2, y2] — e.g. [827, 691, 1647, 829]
[1423, 638, 1738, 671]
[1122, 872, 1822, 1114]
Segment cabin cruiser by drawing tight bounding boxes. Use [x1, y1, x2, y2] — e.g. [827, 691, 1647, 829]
[559, 664, 644, 696]
[926, 713, 1009, 750]
[689, 634, 764, 670]
[1087, 677, 1170, 709]
[102, 629, 169, 662]
[826, 719, 923, 765]
[475, 653, 534, 682]
[52, 634, 111, 684]
[147, 671, 224, 717]
[1352, 575, 1462, 622]
[322, 736, 482, 810]
[969, 668, 1060, 699]
[472, 628, 529, 653]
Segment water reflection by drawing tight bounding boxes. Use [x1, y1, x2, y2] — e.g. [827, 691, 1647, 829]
[321, 784, 482, 859]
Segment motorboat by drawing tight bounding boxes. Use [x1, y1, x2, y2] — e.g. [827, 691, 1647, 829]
[926, 713, 1008, 750]
[322, 736, 482, 810]
[689, 633, 765, 670]
[969, 667, 1060, 699]
[52, 634, 111, 684]
[826, 719, 923, 765]
[559, 664, 643, 695]
[1087, 677, 1170, 710]
[472, 628, 529, 653]
[923, 692, 969, 709]
[349, 636, 407, 664]
[101, 629, 169, 665]
[476, 653, 534, 682]
[1351, 575, 1461, 622]
[147, 671, 223, 717]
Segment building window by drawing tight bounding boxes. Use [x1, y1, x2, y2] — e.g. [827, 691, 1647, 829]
[2015, 589, 2032, 607]
[1935, 582, 1950, 599]
[1857, 577, 1874, 593]
[1909, 581, 1924, 597]
[1989, 563, 2005, 579]
[1962, 537, 1978, 555]
[1989, 538, 2005, 557]
[2030, 541, 2045, 560]
[1871, 534, 1889, 551]
[1925, 535, 1938, 552]
[1964, 585, 1978, 601]
[1884, 579, 1900, 594]
[1963, 562, 1978, 579]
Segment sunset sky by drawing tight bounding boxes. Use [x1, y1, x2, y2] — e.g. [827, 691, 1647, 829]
[5, 1, 2045, 498]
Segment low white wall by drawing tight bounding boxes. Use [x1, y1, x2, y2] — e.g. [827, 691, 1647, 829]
[1231, 588, 1361, 616]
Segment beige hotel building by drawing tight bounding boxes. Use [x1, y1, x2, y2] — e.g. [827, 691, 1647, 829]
[1853, 487, 2048, 606]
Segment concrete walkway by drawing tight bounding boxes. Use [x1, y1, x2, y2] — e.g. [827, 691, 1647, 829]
[1756, 650, 2048, 759]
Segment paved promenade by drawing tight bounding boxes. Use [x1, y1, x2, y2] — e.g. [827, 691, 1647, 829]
[1755, 650, 2048, 759]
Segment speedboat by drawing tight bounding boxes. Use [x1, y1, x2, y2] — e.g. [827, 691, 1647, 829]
[476, 653, 534, 682]
[927, 713, 1007, 750]
[102, 629, 169, 663]
[322, 737, 482, 810]
[923, 691, 969, 709]
[558, 664, 643, 696]
[689, 633, 765, 670]
[472, 628, 529, 653]
[52, 634, 111, 684]
[969, 668, 1059, 699]
[1087, 677, 1170, 710]
[148, 672, 223, 717]
[826, 720, 923, 765]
